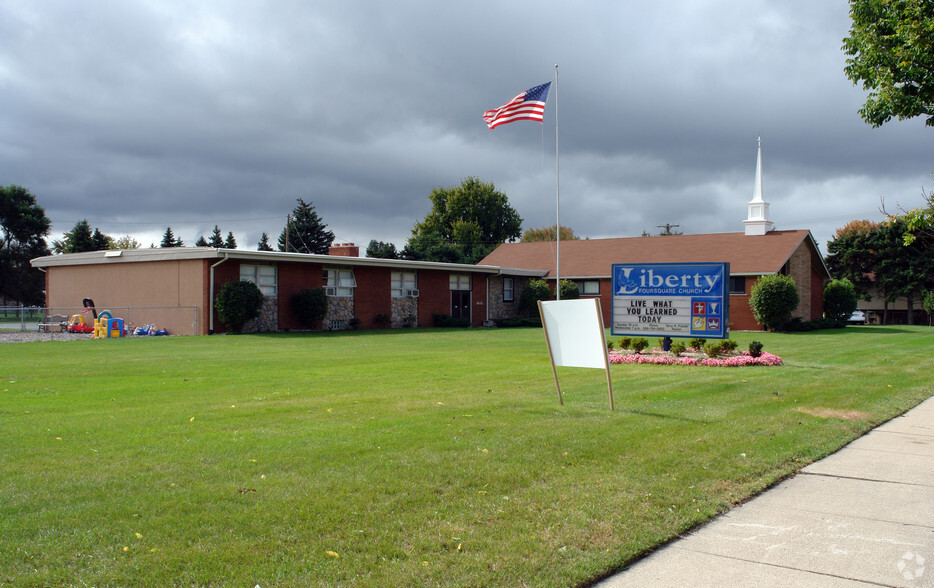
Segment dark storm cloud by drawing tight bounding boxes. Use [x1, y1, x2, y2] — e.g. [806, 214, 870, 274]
[0, 1, 930, 253]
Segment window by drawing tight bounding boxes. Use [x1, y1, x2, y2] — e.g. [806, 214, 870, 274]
[729, 276, 746, 294]
[503, 277, 514, 302]
[576, 280, 600, 295]
[450, 274, 471, 290]
[240, 264, 277, 296]
[391, 271, 417, 297]
[324, 268, 356, 297]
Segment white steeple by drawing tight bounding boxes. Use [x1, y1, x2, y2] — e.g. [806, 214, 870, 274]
[744, 136, 773, 236]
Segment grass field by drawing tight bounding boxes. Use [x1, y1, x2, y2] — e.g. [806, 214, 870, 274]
[2, 326, 932, 586]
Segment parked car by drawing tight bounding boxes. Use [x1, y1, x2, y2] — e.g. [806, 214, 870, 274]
[847, 310, 866, 324]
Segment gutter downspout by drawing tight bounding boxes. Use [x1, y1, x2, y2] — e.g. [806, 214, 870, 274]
[208, 250, 229, 334]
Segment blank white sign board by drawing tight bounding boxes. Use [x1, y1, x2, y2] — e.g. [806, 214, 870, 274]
[538, 298, 614, 409]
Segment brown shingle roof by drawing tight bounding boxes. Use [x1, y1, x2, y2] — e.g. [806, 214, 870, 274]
[480, 230, 822, 278]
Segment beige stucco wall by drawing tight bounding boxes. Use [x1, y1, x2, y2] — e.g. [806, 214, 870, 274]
[46, 259, 204, 335]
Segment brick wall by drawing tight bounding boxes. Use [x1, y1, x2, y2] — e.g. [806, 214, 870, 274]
[787, 244, 811, 320]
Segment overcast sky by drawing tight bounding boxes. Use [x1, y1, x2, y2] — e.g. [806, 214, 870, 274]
[1, 1, 930, 255]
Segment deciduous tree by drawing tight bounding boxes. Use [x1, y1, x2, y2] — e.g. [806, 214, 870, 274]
[843, 0, 934, 127]
[403, 177, 522, 264]
[0, 185, 50, 304]
[365, 240, 398, 259]
[520, 225, 579, 242]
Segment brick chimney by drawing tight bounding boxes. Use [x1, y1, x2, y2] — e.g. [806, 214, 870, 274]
[328, 243, 359, 257]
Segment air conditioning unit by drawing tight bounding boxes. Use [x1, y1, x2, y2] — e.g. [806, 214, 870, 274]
[324, 286, 338, 296]
[405, 288, 420, 298]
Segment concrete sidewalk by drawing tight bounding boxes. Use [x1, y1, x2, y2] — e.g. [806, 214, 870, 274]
[597, 396, 934, 587]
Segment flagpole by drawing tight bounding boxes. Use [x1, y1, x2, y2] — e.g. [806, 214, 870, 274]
[554, 64, 560, 301]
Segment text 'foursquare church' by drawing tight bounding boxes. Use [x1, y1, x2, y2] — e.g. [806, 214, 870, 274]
[32, 141, 829, 335]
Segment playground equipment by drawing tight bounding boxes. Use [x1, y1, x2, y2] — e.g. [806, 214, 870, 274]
[66, 314, 94, 334]
[92, 310, 126, 338]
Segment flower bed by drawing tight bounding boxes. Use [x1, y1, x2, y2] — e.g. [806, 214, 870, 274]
[608, 350, 783, 367]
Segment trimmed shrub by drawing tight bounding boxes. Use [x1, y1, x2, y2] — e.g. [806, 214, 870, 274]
[558, 279, 579, 300]
[433, 313, 470, 328]
[749, 340, 764, 357]
[689, 338, 706, 351]
[292, 288, 328, 329]
[630, 337, 649, 354]
[703, 342, 723, 358]
[749, 274, 799, 331]
[823, 278, 858, 322]
[519, 278, 552, 317]
[721, 339, 738, 352]
[618, 337, 632, 350]
[669, 341, 687, 356]
[606, 340, 615, 351]
[374, 313, 391, 328]
[495, 317, 542, 328]
[215, 280, 264, 333]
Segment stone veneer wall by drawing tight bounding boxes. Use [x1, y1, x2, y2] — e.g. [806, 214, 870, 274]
[787, 244, 812, 320]
[486, 275, 529, 321]
[241, 296, 278, 333]
[391, 297, 418, 327]
[325, 297, 354, 330]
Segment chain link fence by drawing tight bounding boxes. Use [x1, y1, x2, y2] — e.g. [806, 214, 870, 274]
[0, 305, 199, 339]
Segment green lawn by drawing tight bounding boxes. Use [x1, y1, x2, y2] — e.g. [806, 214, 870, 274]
[2, 326, 932, 586]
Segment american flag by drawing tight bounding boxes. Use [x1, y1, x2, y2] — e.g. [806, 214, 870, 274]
[482, 82, 551, 129]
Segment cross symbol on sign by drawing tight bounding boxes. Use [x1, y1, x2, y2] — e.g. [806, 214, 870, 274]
[693, 302, 706, 315]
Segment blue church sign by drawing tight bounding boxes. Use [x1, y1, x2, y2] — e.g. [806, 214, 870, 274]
[611, 262, 730, 339]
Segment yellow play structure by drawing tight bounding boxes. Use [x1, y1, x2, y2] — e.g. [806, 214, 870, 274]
[91, 311, 125, 339]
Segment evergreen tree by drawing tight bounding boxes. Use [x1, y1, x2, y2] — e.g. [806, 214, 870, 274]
[209, 225, 224, 248]
[257, 232, 274, 251]
[278, 199, 335, 254]
[195, 235, 209, 247]
[161, 227, 183, 248]
[91, 228, 111, 251]
[53, 219, 95, 253]
[224, 231, 237, 249]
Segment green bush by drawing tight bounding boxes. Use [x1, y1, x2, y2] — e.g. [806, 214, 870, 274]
[631, 337, 649, 354]
[721, 339, 738, 352]
[749, 340, 764, 357]
[349, 317, 362, 330]
[494, 317, 542, 328]
[606, 340, 615, 351]
[689, 338, 706, 351]
[433, 313, 470, 328]
[374, 313, 391, 328]
[669, 341, 687, 356]
[749, 274, 799, 331]
[703, 342, 723, 358]
[519, 278, 552, 317]
[823, 278, 858, 322]
[783, 317, 845, 331]
[215, 280, 265, 333]
[618, 337, 632, 350]
[558, 279, 579, 300]
[291, 288, 328, 329]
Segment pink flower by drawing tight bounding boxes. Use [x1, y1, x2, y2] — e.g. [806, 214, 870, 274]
[607, 350, 782, 367]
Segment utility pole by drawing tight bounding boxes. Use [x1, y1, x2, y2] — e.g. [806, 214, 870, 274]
[656, 223, 680, 236]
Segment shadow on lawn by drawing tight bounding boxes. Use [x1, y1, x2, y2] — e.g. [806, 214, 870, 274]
[622, 408, 710, 424]
[781, 325, 919, 336]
